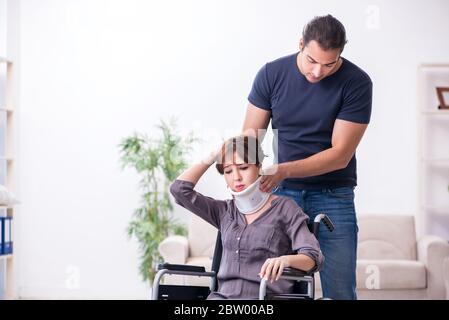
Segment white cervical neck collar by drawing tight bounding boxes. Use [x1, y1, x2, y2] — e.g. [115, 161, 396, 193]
[229, 177, 271, 215]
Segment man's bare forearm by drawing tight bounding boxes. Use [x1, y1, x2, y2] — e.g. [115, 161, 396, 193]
[280, 146, 351, 179]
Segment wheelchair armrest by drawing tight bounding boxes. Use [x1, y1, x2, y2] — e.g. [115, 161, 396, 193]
[281, 267, 312, 277]
[152, 264, 217, 300]
[157, 262, 206, 273]
[258, 267, 315, 300]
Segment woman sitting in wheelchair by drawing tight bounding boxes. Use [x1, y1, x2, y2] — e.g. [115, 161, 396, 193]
[170, 134, 324, 299]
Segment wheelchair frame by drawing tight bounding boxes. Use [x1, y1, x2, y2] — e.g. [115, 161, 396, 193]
[152, 213, 334, 300]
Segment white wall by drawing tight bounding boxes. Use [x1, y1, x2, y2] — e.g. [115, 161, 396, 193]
[15, 0, 449, 298]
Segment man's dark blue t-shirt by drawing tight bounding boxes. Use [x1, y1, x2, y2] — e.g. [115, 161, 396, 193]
[248, 52, 372, 190]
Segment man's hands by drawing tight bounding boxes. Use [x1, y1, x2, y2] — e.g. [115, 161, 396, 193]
[259, 164, 288, 193]
[259, 256, 290, 283]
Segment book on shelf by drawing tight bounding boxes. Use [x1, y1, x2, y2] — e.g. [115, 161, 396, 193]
[0, 216, 12, 255]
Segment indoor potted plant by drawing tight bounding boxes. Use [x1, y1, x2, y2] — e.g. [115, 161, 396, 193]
[118, 119, 195, 282]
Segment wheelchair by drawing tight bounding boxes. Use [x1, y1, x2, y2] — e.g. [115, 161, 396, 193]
[152, 213, 334, 300]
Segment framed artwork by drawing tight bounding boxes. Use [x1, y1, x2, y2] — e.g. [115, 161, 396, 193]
[436, 87, 449, 109]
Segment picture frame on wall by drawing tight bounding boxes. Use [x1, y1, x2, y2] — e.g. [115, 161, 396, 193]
[436, 87, 449, 109]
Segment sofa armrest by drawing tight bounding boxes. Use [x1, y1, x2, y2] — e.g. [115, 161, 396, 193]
[443, 257, 449, 300]
[417, 235, 449, 299]
[158, 235, 189, 264]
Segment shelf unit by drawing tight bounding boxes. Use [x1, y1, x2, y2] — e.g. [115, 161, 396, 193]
[417, 64, 449, 240]
[0, 55, 15, 299]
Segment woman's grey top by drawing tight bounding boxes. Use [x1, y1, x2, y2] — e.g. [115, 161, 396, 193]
[170, 179, 324, 299]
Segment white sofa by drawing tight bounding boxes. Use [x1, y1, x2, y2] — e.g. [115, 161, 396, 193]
[159, 214, 449, 299]
[353, 214, 449, 299]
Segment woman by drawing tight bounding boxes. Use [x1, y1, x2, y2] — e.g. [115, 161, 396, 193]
[170, 135, 323, 299]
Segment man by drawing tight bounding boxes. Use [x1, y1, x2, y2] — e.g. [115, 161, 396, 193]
[242, 15, 372, 300]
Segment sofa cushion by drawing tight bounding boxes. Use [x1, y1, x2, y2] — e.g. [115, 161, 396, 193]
[356, 259, 426, 290]
[358, 215, 417, 260]
[188, 214, 218, 258]
[314, 259, 426, 292]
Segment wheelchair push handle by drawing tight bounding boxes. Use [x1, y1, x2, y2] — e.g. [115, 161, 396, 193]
[312, 213, 334, 236]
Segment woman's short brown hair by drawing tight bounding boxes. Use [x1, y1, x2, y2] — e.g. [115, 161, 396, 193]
[215, 135, 266, 175]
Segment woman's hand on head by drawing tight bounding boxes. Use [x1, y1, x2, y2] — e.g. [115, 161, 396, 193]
[201, 145, 222, 166]
[258, 256, 290, 283]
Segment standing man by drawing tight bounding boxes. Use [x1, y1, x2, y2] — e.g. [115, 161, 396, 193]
[242, 15, 372, 300]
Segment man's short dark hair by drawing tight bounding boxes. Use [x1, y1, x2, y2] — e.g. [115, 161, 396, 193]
[302, 14, 347, 52]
